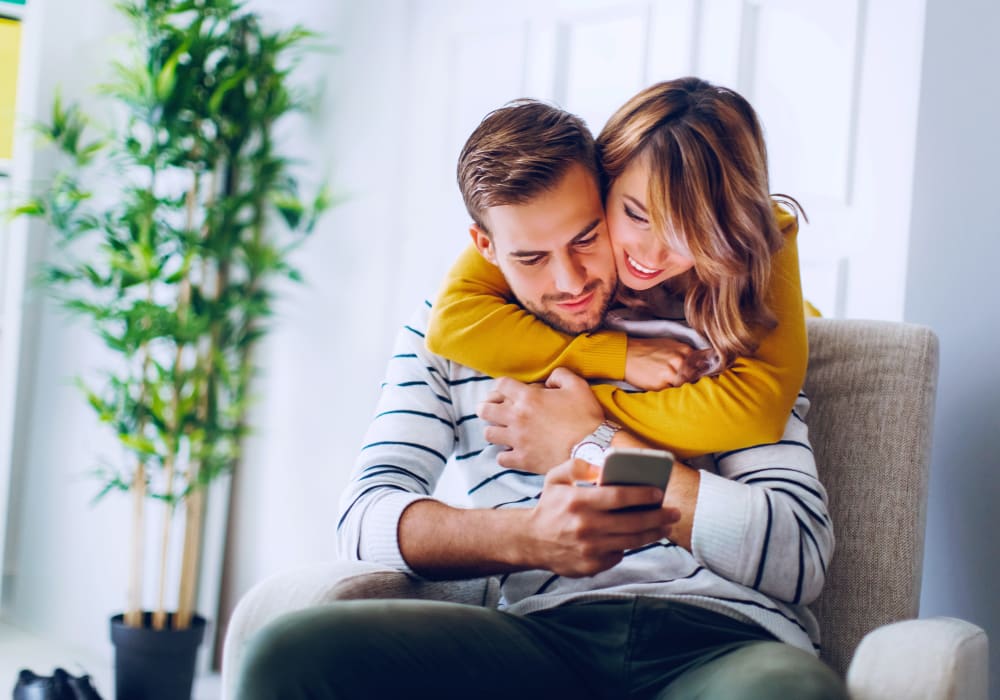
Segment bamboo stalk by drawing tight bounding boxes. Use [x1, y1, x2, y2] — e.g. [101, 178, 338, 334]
[175, 169, 209, 630]
[175, 483, 204, 629]
[151, 455, 175, 632]
[124, 461, 146, 628]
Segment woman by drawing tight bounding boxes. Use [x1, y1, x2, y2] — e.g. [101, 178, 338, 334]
[426, 77, 808, 460]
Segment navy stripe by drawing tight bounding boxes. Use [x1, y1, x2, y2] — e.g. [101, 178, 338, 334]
[404, 325, 425, 338]
[769, 487, 830, 527]
[424, 299, 432, 308]
[716, 439, 814, 462]
[337, 484, 406, 530]
[753, 493, 773, 589]
[796, 513, 827, 576]
[456, 448, 485, 461]
[535, 573, 561, 596]
[360, 465, 431, 487]
[361, 441, 447, 464]
[375, 409, 453, 429]
[791, 409, 805, 423]
[742, 475, 825, 502]
[735, 466, 813, 480]
[456, 414, 478, 425]
[469, 469, 541, 494]
[446, 375, 493, 386]
[392, 353, 418, 359]
[492, 494, 539, 509]
[793, 534, 805, 605]
[624, 541, 677, 557]
[383, 380, 453, 404]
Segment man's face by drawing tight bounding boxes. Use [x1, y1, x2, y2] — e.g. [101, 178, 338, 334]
[471, 163, 618, 334]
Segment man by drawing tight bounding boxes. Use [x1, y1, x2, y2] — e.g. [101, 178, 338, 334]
[236, 101, 846, 699]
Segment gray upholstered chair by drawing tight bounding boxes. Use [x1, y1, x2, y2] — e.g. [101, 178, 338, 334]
[221, 319, 989, 699]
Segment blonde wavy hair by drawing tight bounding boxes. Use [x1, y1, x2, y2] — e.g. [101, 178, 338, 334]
[597, 77, 802, 367]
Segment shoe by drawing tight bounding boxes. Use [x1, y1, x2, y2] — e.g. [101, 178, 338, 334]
[12, 668, 103, 700]
[59, 671, 102, 700]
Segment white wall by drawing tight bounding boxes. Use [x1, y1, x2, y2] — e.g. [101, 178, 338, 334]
[905, 0, 1000, 694]
[1, 0, 135, 657]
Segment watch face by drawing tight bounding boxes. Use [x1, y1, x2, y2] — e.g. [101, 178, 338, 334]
[572, 441, 606, 467]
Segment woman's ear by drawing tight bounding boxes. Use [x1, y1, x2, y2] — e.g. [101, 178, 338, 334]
[469, 224, 497, 265]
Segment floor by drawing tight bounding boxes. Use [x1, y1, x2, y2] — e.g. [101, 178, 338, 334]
[0, 620, 221, 699]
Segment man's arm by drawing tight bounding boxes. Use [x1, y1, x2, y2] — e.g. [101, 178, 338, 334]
[397, 459, 677, 580]
[337, 305, 677, 579]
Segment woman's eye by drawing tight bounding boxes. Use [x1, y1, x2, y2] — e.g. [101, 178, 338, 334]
[624, 205, 648, 224]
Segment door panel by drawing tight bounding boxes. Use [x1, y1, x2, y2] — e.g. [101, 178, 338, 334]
[392, 0, 923, 323]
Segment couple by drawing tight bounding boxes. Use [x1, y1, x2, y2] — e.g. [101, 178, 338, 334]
[236, 77, 848, 699]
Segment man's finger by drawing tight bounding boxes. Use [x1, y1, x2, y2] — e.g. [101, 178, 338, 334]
[481, 391, 507, 407]
[545, 366, 581, 389]
[483, 424, 510, 446]
[494, 376, 527, 396]
[586, 483, 665, 512]
[477, 400, 503, 425]
[548, 458, 600, 485]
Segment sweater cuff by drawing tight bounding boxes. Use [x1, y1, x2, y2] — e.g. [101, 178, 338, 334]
[359, 491, 436, 575]
[690, 470, 751, 580]
[579, 331, 628, 380]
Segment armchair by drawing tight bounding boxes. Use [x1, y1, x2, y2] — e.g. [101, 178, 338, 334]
[222, 319, 989, 699]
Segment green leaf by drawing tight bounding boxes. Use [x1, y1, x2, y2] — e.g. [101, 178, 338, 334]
[118, 433, 158, 455]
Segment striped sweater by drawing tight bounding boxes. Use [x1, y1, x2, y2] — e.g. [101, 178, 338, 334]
[337, 301, 834, 654]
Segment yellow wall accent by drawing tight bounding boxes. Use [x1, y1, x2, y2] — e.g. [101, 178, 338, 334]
[0, 17, 23, 159]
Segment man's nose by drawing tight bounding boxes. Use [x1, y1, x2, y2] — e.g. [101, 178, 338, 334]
[552, 255, 587, 295]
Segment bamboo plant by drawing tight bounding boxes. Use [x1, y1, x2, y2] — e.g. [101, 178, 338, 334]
[13, 0, 327, 630]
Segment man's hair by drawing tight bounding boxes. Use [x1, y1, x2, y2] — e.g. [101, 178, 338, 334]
[457, 100, 599, 233]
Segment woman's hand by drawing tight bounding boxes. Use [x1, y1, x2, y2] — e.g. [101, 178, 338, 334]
[624, 336, 716, 390]
[478, 368, 604, 472]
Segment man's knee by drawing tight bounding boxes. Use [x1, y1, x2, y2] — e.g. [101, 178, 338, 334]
[235, 611, 315, 697]
[730, 642, 847, 700]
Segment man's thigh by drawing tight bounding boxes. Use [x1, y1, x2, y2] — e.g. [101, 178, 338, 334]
[235, 599, 605, 700]
[653, 640, 848, 700]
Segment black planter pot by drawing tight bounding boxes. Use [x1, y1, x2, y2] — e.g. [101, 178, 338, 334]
[109, 612, 207, 700]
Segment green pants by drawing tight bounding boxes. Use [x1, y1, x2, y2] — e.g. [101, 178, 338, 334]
[235, 597, 847, 700]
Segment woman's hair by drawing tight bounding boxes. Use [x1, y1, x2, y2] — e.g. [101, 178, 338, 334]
[597, 76, 801, 367]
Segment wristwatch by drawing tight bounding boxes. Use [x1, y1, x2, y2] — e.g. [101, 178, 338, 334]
[570, 420, 621, 466]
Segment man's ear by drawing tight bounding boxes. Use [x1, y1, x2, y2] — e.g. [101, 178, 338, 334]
[469, 224, 498, 266]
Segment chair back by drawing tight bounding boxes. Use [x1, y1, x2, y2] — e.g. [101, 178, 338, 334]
[804, 319, 939, 675]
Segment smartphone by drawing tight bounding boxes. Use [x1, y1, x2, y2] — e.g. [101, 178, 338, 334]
[599, 447, 674, 491]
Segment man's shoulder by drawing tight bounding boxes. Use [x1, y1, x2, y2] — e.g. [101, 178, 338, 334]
[397, 300, 490, 381]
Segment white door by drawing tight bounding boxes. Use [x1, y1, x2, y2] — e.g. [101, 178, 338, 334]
[388, 0, 926, 323]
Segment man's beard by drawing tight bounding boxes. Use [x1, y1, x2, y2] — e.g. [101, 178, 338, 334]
[521, 278, 618, 335]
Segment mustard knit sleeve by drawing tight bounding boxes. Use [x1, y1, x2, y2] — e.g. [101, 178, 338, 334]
[425, 244, 629, 382]
[591, 209, 808, 460]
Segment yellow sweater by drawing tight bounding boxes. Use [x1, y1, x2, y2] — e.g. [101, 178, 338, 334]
[426, 208, 807, 459]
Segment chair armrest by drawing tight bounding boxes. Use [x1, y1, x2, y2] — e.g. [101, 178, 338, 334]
[221, 560, 497, 700]
[846, 616, 989, 700]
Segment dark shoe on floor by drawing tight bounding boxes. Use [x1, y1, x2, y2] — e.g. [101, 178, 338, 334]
[12, 668, 103, 700]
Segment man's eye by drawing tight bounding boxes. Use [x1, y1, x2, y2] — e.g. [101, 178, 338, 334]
[624, 205, 648, 224]
[518, 256, 545, 266]
[575, 235, 598, 247]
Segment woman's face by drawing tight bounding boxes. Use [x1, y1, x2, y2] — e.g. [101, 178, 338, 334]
[605, 157, 695, 291]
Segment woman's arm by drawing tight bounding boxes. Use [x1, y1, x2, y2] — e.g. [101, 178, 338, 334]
[590, 210, 807, 459]
[426, 244, 629, 381]
[429, 207, 808, 459]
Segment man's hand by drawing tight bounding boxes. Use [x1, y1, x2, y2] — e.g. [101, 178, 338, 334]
[523, 458, 680, 577]
[624, 336, 716, 391]
[478, 368, 604, 472]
